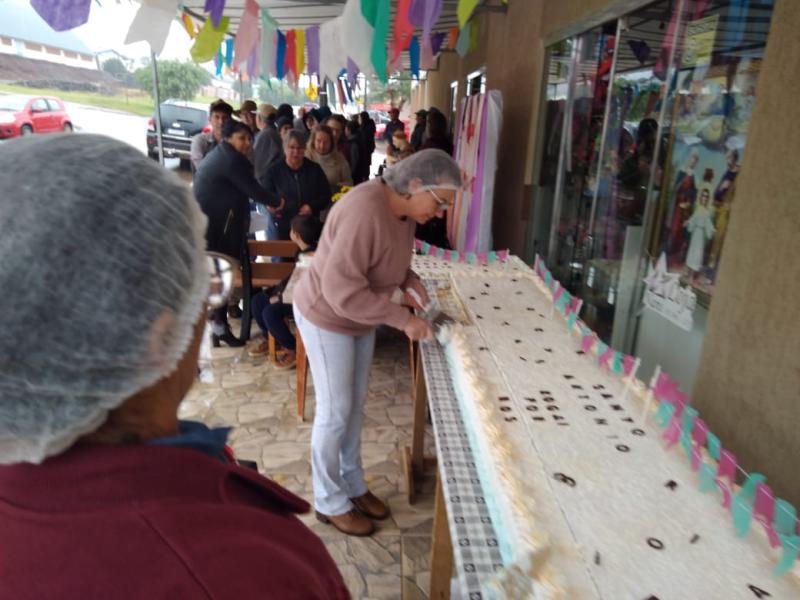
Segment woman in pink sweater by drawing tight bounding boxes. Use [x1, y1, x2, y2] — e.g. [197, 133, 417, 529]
[293, 149, 463, 536]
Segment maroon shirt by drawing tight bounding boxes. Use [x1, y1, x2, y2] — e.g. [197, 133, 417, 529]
[0, 443, 349, 600]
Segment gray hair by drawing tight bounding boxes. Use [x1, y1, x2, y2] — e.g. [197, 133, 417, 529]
[382, 149, 461, 194]
[284, 129, 306, 148]
[0, 134, 209, 464]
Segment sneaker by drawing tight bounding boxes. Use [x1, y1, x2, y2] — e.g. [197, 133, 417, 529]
[247, 341, 269, 357]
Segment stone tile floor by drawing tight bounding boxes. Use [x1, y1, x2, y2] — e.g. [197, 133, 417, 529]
[182, 324, 437, 599]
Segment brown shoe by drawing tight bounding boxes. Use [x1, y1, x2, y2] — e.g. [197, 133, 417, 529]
[274, 350, 296, 370]
[350, 491, 390, 520]
[247, 340, 269, 357]
[316, 509, 375, 536]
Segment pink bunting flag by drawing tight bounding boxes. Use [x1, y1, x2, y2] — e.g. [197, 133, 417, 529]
[232, 0, 260, 69]
[754, 483, 781, 548]
[662, 415, 681, 448]
[414, 239, 423, 250]
[716, 449, 738, 508]
[496, 249, 508, 262]
[552, 283, 564, 302]
[692, 418, 708, 447]
[623, 354, 637, 376]
[691, 446, 703, 472]
[477, 252, 488, 265]
[598, 346, 615, 370]
[581, 333, 597, 354]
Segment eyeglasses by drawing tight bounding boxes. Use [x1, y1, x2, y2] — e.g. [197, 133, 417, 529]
[426, 188, 454, 211]
[206, 252, 238, 308]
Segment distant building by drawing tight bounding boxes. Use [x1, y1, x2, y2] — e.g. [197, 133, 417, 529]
[0, 2, 96, 70]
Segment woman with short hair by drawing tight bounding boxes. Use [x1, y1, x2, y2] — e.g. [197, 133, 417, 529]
[293, 149, 462, 537]
[193, 119, 281, 347]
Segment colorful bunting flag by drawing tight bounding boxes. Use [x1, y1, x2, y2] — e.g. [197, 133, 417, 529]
[409, 36, 420, 78]
[363, 0, 391, 81]
[32, 0, 91, 31]
[306, 26, 321, 76]
[392, 0, 415, 61]
[275, 30, 286, 79]
[224, 37, 234, 67]
[457, 0, 479, 28]
[295, 28, 306, 77]
[191, 16, 229, 64]
[204, 0, 225, 29]
[260, 10, 277, 80]
[125, 0, 176, 56]
[182, 13, 197, 39]
[233, 0, 260, 70]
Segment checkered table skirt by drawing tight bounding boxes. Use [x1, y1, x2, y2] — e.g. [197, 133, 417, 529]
[419, 283, 504, 598]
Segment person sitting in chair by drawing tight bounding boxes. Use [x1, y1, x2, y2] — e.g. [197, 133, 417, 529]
[248, 214, 322, 369]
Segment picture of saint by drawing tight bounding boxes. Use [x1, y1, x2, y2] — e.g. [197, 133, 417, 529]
[685, 188, 715, 280]
[708, 148, 741, 268]
[666, 148, 699, 268]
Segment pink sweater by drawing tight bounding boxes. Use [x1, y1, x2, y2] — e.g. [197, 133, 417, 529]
[293, 178, 418, 335]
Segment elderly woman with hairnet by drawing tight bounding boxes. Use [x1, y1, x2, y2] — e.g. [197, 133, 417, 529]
[0, 135, 348, 599]
[293, 149, 462, 537]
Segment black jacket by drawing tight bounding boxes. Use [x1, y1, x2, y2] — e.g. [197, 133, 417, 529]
[262, 158, 332, 239]
[193, 141, 277, 258]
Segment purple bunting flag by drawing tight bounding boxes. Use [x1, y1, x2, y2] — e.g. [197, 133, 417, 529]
[31, 0, 91, 32]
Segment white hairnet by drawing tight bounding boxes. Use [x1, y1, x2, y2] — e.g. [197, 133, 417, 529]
[0, 134, 209, 464]
[382, 149, 462, 194]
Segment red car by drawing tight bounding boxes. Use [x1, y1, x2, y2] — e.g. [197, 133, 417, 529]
[0, 95, 73, 139]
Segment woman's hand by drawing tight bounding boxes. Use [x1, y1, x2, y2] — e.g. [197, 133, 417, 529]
[404, 315, 434, 341]
[299, 204, 312, 216]
[404, 279, 429, 310]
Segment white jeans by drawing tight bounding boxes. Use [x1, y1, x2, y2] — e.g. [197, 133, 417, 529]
[294, 306, 376, 516]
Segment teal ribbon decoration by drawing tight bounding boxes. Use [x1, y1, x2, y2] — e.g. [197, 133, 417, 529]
[436, 247, 445, 258]
[654, 400, 675, 428]
[706, 431, 721, 461]
[450, 250, 459, 262]
[466, 252, 477, 264]
[555, 293, 570, 313]
[611, 352, 623, 375]
[775, 499, 798, 536]
[680, 429, 693, 459]
[733, 473, 767, 537]
[566, 310, 578, 331]
[699, 462, 717, 493]
[776, 535, 800, 576]
[488, 250, 497, 263]
[681, 406, 698, 433]
[421, 242, 430, 254]
[544, 271, 552, 286]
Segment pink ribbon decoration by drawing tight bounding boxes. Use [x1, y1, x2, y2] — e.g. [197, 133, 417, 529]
[414, 239, 423, 250]
[662, 415, 681, 448]
[496, 249, 508, 262]
[623, 354, 637, 376]
[552, 283, 564, 302]
[691, 446, 703, 472]
[477, 252, 488, 264]
[692, 418, 708, 447]
[716, 449, 738, 508]
[598, 346, 615, 370]
[581, 333, 597, 354]
[754, 483, 782, 548]
[533, 254, 540, 273]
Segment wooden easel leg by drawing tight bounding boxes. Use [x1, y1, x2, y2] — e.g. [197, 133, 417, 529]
[404, 350, 436, 504]
[429, 472, 453, 600]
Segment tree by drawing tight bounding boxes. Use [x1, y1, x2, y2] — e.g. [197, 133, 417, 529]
[102, 57, 136, 87]
[258, 78, 310, 106]
[365, 76, 413, 110]
[135, 60, 212, 101]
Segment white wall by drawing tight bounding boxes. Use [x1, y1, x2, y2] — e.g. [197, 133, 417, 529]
[0, 36, 96, 70]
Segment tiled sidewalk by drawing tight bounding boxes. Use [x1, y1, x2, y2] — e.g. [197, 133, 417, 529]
[182, 325, 437, 599]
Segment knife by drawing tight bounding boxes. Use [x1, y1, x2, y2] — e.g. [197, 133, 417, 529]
[405, 288, 457, 338]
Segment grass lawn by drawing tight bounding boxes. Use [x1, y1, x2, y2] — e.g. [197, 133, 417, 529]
[0, 84, 229, 117]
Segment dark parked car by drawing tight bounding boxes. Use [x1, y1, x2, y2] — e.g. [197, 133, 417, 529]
[146, 101, 209, 168]
[0, 95, 73, 139]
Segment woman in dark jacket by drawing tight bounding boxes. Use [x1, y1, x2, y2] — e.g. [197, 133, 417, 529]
[262, 130, 332, 238]
[194, 120, 281, 346]
[415, 110, 453, 248]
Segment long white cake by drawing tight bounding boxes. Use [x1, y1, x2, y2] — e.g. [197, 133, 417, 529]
[436, 262, 800, 599]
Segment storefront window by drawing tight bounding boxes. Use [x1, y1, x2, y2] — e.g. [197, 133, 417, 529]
[535, 0, 776, 390]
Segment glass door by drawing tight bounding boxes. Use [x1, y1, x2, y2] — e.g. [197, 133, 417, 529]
[547, 21, 618, 324]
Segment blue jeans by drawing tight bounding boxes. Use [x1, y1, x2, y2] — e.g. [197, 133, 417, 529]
[293, 306, 376, 516]
[251, 294, 295, 350]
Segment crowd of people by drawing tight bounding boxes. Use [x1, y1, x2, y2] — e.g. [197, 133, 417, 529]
[0, 92, 464, 594]
[189, 99, 456, 349]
